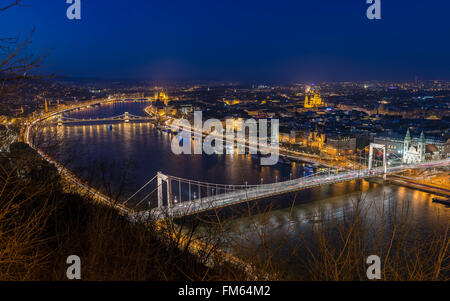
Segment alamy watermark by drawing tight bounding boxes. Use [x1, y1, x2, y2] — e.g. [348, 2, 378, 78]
[169, 111, 280, 166]
[366, 255, 381, 279]
[366, 0, 381, 20]
[66, 0, 81, 20]
[65, 1, 380, 21]
[66, 255, 81, 280]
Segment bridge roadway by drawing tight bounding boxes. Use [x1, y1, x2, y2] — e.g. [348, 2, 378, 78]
[151, 158, 450, 218]
[52, 113, 154, 124]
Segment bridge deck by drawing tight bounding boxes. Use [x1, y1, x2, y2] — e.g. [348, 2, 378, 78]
[151, 159, 450, 218]
[54, 118, 153, 124]
[51, 113, 154, 124]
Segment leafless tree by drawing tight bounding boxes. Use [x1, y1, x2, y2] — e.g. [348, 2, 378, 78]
[0, 0, 53, 100]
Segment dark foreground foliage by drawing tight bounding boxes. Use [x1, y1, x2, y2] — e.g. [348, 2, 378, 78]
[1, 143, 448, 281]
[0, 143, 238, 280]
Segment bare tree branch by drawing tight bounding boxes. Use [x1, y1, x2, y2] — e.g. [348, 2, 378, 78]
[0, 0, 24, 13]
[0, 2, 54, 101]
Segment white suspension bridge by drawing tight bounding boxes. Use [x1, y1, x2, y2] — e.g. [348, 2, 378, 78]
[123, 146, 450, 219]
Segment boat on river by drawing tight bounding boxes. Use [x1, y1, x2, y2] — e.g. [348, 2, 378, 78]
[432, 198, 450, 207]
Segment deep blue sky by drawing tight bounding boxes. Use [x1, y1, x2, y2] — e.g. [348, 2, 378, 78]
[1, 0, 450, 82]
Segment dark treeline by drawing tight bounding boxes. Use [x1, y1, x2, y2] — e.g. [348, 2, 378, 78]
[0, 142, 242, 280]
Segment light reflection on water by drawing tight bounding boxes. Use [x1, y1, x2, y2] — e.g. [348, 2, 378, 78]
[38, 102, 450, 261]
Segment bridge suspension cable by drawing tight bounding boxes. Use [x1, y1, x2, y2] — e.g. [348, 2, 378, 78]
[123, 175, 157, 205]
[125, 166, 341, 210]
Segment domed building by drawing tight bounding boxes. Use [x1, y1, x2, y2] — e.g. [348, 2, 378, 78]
[154, 90, 170, 105]
[304, 87, 324, 109]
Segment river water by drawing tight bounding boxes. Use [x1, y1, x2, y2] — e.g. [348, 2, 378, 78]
[37, 101, 449, 274]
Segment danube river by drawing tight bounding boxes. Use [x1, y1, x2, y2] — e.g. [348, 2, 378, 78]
[37, 101, 449, 270]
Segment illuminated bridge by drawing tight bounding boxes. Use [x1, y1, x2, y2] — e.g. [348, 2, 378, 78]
[126, 157, 450, 219]
[52, 112, 154, 125]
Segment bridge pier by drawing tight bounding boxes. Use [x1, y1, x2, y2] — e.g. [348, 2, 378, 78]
[57, 114, 64, 126]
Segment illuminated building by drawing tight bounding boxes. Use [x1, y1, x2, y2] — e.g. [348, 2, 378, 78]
[308, 128, 325, 149]
[279, 132, 291, 143]
[325, 135, 356, 155]
[403, 129, 426, 164]
[154, 90, 170, 105]
[443, 139, 450, 158]
[223, 99, 241, 106]
[375, 132, 446, 160]
[373, 136, 404, 156]
[44, 99, 48, 113]
[304, 86, 324, 109]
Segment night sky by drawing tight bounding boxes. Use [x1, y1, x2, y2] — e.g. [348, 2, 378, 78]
[2, 0, 450, 82]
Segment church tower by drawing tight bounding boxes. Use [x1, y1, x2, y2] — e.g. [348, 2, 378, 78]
[418, 131, 426, 162]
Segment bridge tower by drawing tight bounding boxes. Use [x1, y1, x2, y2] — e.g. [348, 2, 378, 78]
[124, 112, 130, 122]
[57, 115, 64, 127]
[368, 143, 387, 174]
[157, 172, 172, 209]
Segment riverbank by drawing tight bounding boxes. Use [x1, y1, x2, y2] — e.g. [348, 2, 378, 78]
[25, 99, 131, 214]
[387, 174, 450, 198]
